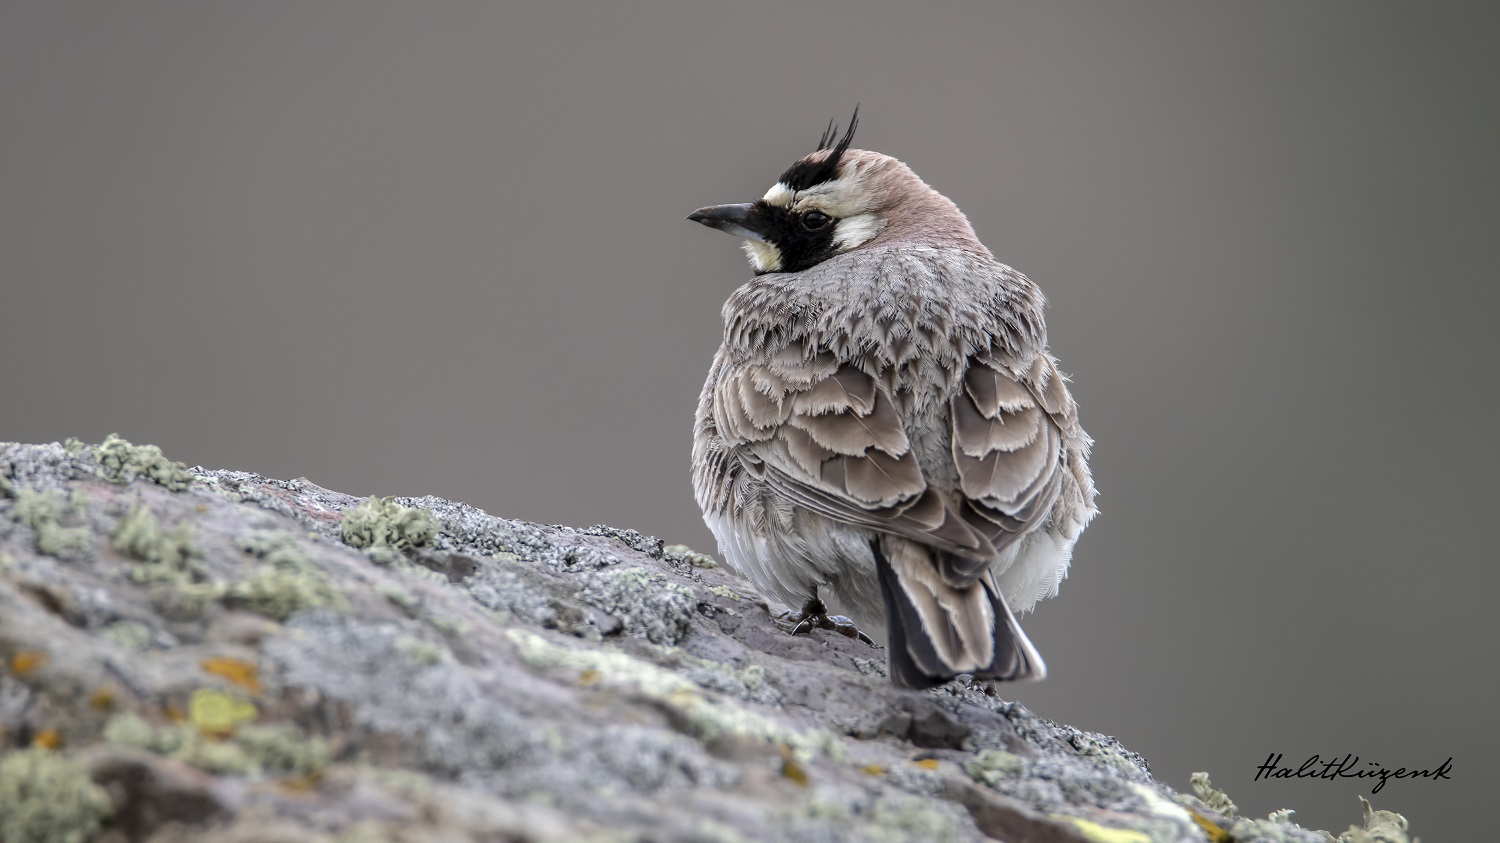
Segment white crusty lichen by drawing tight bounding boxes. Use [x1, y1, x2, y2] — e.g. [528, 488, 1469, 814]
[506, 629, 837, 763]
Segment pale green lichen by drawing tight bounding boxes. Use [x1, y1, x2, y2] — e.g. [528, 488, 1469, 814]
[665, 543, 718, 567]
[229, 564, 344, 620]
[341, 497, 435, 558]
[8, 489, 92, 559]
[377, 582, 421, 613]
[102, 711, 157, 749]
[964, 748, 1023, 786]
[710, 585, 742, 601]
[1191, 770, 1239, 817]
[103, 711, 329, 778]
[236, 531, 314, 568]
[1182, 774, 1412, 843]
[395, 636, 445, 666]
[227, 530, 344, 620]
[865, 795, 974, 843]
[112, 504, 196, 572]
[0, 748, 114, 843]
[1318, 797, 1417, 843]
[507, 629, 834, 762]
[103, 620, 155, 651]
[113, 505, 221, 611]
[94, 433, 194, 491]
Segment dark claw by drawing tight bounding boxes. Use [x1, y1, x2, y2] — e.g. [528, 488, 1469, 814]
[782, 596, 875, 645]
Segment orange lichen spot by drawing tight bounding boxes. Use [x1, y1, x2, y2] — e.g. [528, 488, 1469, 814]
[200, 657, 263, 694]
[912, 758, 941, 771]
[860, 764, 887, 776]
[10, 651, 48, 676]
[165, 703, 187, 723]
[576, 669, 601, 686]
[33, 729, 63, 749]
[89, 686, 117, 711]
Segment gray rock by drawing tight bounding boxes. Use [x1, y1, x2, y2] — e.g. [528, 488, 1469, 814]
[0, 439, 1410, 842]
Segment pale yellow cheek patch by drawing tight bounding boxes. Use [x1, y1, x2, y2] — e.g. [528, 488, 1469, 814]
[742, 240, 783, 273]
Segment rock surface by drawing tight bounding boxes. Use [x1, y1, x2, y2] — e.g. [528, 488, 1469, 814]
[0, 439, 1413, 843]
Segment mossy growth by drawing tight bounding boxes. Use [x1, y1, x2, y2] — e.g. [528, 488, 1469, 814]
[228, 531, 345, 620]
[8, 488, 92, 559]
[0, 748, 114, 843]
[93, 433, 194, 491]
[340, 497, 435, 561]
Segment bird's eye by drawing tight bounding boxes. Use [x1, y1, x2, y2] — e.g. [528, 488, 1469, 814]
[801, 211, 833, 231]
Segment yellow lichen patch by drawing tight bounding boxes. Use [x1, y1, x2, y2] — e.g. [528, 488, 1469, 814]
[32, 730, 63, 750]
[276, 771, 323, 793]
[1189, 810, 1232, 842]
[912, 758, 941, 771]
[576, 669, 601, 686]
[188, 688, 258, 734]
[1054, 816, 1152, 843]
[200, 657, 263, 695]
[780, 746, 810, 786]
[88, 687, 117, 711]
[859, 764, 887, 776]
[10, 651, 48, 676]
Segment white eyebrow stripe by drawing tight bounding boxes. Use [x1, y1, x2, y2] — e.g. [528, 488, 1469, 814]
[762, 183, 794, 207]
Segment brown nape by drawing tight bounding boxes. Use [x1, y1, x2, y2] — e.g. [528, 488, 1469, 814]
[839, 150, 991, 255]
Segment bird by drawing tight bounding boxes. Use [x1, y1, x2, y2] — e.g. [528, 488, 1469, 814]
[686, 110, 1097, 688]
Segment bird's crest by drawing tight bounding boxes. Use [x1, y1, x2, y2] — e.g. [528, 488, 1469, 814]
[781, 106, 860, 190]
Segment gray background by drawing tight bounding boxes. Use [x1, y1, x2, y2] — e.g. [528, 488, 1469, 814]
[3, 2, 1495, 838]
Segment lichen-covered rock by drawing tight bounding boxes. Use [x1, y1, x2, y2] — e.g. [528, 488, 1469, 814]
[0, 439, 1417, 842]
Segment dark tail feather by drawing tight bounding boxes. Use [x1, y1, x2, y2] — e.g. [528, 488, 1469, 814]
[874, 542, 1047, 688]
[975, 572, 1047, 682]
[876, 545, 949, 689]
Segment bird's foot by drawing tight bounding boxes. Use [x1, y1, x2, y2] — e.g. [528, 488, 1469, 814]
[778, 596, 875, 645]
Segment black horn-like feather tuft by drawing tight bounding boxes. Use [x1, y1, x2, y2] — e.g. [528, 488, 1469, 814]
[781, 105, 861, 190]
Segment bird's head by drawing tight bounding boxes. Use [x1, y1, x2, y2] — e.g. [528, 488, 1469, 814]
[688, 109, 985, 275]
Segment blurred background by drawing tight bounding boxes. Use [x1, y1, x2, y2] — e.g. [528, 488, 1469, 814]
[3, 2, 1495, 837]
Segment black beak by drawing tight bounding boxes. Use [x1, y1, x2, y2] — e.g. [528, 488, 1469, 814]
[687, 203, 771, 244]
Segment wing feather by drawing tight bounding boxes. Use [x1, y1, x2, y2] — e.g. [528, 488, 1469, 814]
[951, 356, 1072, 557]
[713, 348, 1077, 585]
